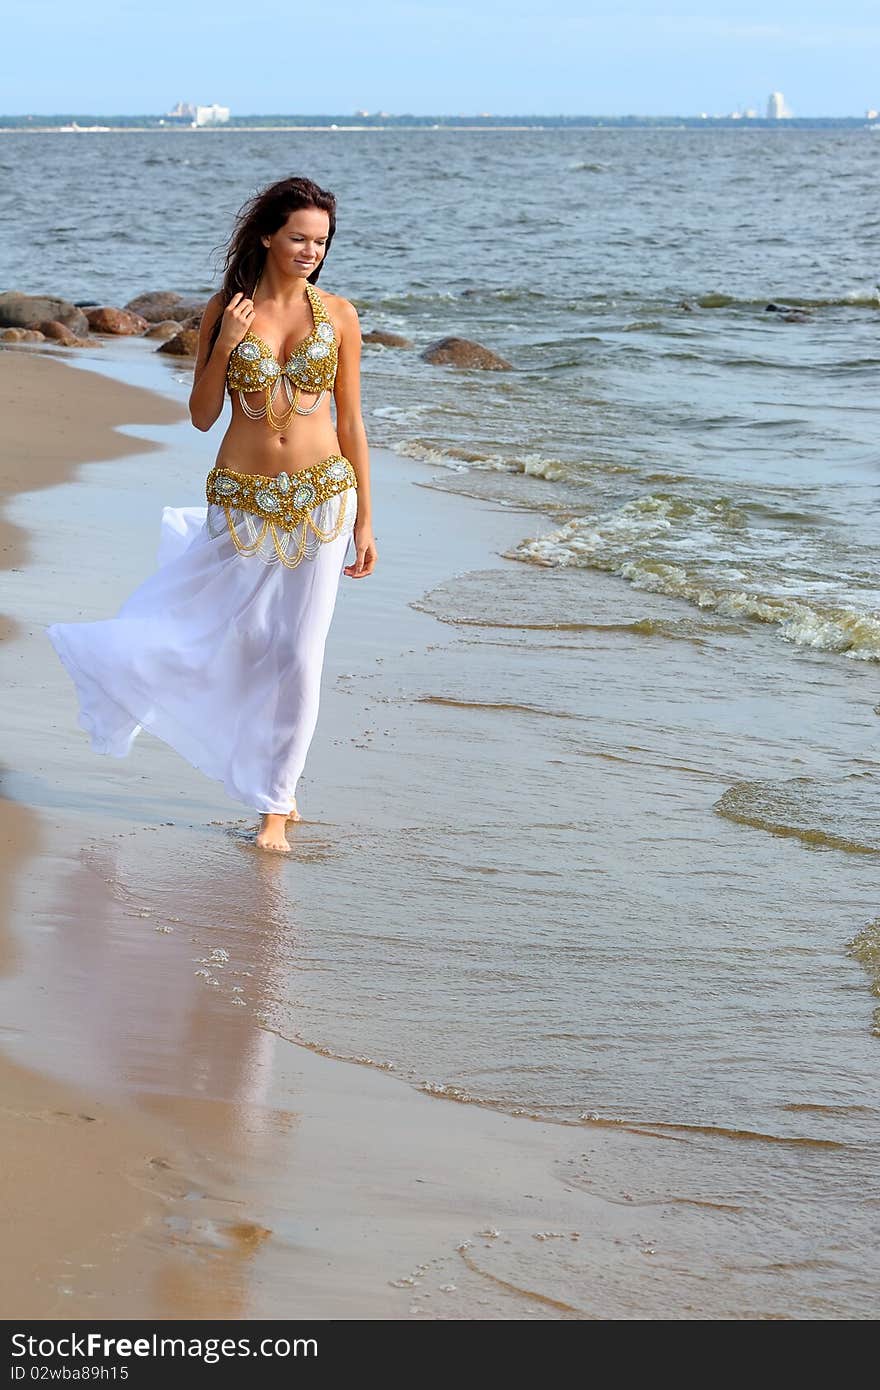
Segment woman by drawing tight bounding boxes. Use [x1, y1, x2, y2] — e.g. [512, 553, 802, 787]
[47, 176, 377, 852]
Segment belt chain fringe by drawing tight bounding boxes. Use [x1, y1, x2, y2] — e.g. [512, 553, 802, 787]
[206, 455, 357, 569]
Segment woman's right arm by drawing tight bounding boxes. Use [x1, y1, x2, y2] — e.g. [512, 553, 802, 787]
[188, 292, 254, 431]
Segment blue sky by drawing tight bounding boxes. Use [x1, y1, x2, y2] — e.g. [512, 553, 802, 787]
[3, 2, 879, 117]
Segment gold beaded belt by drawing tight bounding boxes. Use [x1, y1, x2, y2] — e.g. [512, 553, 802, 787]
[205, 454, 357, 568]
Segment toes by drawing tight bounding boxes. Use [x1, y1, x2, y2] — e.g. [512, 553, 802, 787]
[255, 834, 291, 852]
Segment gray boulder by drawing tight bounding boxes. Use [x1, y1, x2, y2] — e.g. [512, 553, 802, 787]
[125, 291, 187, 323]
[0, 292, 88, 335]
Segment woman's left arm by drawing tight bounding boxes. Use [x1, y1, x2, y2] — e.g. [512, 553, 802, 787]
[334, 299, 377, 578]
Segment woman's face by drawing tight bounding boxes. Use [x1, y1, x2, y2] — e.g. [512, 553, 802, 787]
[263, 208, 330, 277]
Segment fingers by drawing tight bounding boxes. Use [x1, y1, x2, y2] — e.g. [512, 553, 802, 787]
[344, 544, 377, 578]
[226, 292, 255, 320]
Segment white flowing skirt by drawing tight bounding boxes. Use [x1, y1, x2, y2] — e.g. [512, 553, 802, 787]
[46, 490, 357, 815]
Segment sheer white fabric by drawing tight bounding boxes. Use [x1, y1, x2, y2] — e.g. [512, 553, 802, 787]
[205, 488, 357, 565]
[46, 489, 356, 815]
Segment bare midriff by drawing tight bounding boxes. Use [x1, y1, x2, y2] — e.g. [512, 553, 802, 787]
[213, 391, 342, 481]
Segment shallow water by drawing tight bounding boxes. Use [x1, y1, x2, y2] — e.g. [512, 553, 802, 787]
[3, 127, 880, 1314]
[5, 128, 880, 660]
[0, 351, 876, 1314]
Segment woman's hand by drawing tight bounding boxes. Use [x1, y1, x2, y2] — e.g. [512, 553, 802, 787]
[216, 292, 256, 354]
[344, 520, 378, 578]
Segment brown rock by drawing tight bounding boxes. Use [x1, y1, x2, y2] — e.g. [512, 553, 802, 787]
[0, 292, 88, 335]
[144, 320, 183, 339]
[37, 321, 89, 346]
[178, 313, 204, 331]
[85, 306, 149, 335]
[363, 330, 413, 348]
[125, 291, 187, 323]
[421, 336, 512, 370]
[0, 327, 55, 343]
[157, 329, 199, 357]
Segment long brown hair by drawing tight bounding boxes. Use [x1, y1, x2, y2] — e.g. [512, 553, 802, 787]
[206, 175, 337, 360]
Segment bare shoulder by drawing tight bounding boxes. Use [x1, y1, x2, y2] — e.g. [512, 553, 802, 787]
[314, 285, 349, 309]
[199, 289, 225, 333]
[316, 287, 359, 324]
[193, 291, 228, 377]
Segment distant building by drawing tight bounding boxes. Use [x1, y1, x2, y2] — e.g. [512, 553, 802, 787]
[195, 104, 230, 127]
[164, 101, 196, 121]
[867, 109, 879, 120]
[767, 91, 790, 119]
[159, 101, 230, 129]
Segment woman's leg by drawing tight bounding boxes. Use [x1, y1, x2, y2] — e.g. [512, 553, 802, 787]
[255, 510, 355, 851]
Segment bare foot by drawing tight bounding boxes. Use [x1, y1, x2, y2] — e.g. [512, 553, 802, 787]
[286, 798, 302, 823]
[256, 814, 291, 852]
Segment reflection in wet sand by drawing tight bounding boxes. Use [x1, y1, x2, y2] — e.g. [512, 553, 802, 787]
[5, 819, 358, 1315]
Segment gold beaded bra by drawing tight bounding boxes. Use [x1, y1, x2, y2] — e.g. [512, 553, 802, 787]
[226, 280, 338, 431]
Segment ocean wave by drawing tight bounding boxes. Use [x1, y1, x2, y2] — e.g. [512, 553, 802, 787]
[356, 285, 583, 311]
[847, 920, 880, 1036]
[392, 438, 641, 479]
[696, 290, 880, 310]
[507, 496, 880, 661]
[714, 777, 880, 855]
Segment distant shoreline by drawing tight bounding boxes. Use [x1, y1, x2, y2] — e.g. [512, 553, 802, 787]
[1, 117, 878, 134]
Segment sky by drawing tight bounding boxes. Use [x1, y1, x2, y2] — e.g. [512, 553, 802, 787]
[2, 1, 879, 118]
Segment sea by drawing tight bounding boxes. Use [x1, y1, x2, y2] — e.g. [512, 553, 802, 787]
[2, 126, 879, 1316]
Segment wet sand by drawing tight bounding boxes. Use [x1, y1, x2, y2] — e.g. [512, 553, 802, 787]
[4, 343, 874, 1320]
[0, 349, 204, 1316]
[0, 345, 672, 1321]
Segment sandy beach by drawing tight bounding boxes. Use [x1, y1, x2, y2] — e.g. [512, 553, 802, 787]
[6, 101, 880, 1336]
[0, 344, 667, 1321]
[2, 339, 877, 1321]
